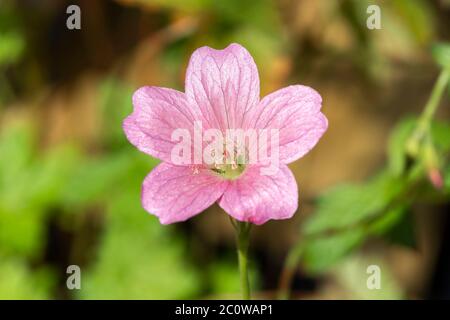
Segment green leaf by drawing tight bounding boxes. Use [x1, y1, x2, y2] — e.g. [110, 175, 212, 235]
[368, 204, 408, 236]
[432, 42, 450, 70]
[303, 228, 365, 274]
[384, 210, 417, 248]
[304, 171, 405, 235]
[306, 204, 416, 283]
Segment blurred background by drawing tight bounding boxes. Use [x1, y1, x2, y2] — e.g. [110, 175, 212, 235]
[1, 0, 450, 299]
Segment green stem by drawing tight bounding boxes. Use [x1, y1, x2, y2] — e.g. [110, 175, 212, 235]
[277, 242, 304, 300]
[420, 69, 450, 126]
[407, 69, 450, 154]
[234, 220, 251, 300]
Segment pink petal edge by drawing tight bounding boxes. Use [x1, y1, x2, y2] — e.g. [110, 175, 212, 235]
[250, 85, 328, 164]
[218, 164, 298, 225]
[123, 86, 199, 163]
[185, 43, 260, 131]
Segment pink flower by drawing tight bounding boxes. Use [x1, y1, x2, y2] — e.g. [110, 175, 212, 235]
[123, 43, 327, 225]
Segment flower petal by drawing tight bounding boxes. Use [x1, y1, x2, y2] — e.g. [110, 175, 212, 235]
[185, 43, 260, 131]
[142, 163, 228, 224]
[251, 85, 327, 164]
[218, 164, 298, 225]
[123, 86, 199, 163]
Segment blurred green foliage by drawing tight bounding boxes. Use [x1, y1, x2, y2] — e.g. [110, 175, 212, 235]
[0, 75, 258, 299]
[0, 256, 54, 299]
[0, 0, 276, 299]
[0, 31, 25, 66]
[79, 191, 201, 299]
[0, 2, 25, 67]
[292, 114, 450, 274]
[0, 80, 204, 299]
[285, 43, 450, 288]
[432, 43, 450, 71]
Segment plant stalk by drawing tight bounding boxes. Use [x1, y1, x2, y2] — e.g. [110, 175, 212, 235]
[277, 242, 304, 299]
[407, 69, 450, 155]
[234, 220, 251, 300]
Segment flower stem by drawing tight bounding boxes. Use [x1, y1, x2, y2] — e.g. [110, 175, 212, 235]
[278, 241, 304, 299]
[234, 220, 251, 300]
[407, 69, 450, 155]
[419, 69, 450, 127]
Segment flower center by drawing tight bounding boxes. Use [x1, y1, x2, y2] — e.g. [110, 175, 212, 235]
[209, 144, 247, 180]
[211, 162, 246, 180]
